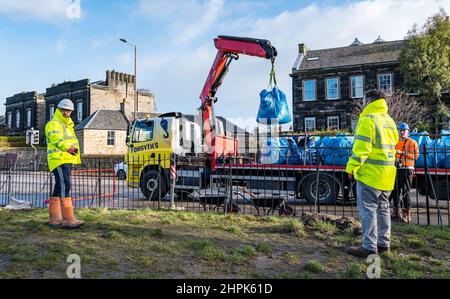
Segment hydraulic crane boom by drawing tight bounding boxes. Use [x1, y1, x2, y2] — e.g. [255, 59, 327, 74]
[200, 35, 277, 169]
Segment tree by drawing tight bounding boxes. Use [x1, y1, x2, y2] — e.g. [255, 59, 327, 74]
[399, 8, 450, 131]
[351, 89, 427, 130]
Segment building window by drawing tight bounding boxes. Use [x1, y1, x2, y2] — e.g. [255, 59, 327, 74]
[326, 78, 339, 100]
[304, 117, 316, 133]
[107, 131, 115, 147]
[351, 75, 364, 98]
[77, 101, 83, 122]
[49, 105, 55, 120]
[327, 116, 340, 131]
[26, 109, 32, 128]
[16, 111, 20, 129]
[378, 73, 393, 92]
[7, 112, 12, 129]
[303, 80, 316, 101]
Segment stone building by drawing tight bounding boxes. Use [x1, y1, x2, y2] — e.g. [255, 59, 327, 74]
[291, 38, 405, 133]
[75, 110, 129, 156]
[45, 70, 155, 125]
[4, 92, 45, 136]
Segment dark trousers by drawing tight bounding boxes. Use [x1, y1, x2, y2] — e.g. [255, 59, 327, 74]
[390, 169, 413, 209]
[52, 164, 72, 198]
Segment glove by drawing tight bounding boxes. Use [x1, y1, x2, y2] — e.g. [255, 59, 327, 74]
[67, 146, 79, 156]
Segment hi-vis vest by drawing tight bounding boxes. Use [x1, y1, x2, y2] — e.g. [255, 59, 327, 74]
[346, 99, 399, 191]
[45, 109, 81, 172]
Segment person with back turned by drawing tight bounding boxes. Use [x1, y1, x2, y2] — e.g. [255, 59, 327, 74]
[345, 89, 398, 257]
[46, 99, 84, 229]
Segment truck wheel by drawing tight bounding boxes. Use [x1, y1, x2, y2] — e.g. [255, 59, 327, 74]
[302, 175, 339, 205]
[117, 170, 127, 180]
[140, 170, 167, 201]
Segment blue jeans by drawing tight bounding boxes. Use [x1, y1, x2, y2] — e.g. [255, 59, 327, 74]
[52, 164, 72, 198]
[356, 181, 391, 251]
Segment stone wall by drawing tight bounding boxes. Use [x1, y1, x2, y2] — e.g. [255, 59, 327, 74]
[0, 147, 47, 167]
[78, 129, 127, 156]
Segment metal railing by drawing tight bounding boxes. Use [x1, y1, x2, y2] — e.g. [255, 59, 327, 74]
[0, 135, 449, 227]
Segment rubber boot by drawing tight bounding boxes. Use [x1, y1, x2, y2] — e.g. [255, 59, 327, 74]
[61, 197, 85, 229]
[48, 197, 62, 228]
[391, 207, 400, 220]
[402, 209, 412, 224]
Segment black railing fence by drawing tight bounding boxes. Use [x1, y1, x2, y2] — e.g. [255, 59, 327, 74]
[0, 134, 449, 227]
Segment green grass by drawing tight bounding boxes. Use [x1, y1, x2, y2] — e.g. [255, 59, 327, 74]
[255, 241, 273, 254]
[0, 208, 449, 279]
[304, 260, 324, 273]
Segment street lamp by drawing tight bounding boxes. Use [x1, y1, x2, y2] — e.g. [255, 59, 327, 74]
[119, 38, 137, 120]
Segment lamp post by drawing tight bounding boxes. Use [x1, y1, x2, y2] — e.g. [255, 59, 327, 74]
[119, 38, 137, 120]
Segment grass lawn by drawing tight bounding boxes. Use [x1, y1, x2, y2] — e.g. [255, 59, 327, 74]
[0, 208, 449, 279]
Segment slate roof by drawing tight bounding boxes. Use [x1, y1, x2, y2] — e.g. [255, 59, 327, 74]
[293, 40, 405, 72]
[75, 110, 128, 131]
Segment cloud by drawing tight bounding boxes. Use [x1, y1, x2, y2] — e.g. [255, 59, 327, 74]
[0, 0, 83, 22]
[136, 0, 225, 45]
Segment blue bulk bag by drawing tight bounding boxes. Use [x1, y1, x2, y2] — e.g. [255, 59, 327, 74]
[256, 87, 292, 125]
[260, 138, 280, 165]
[410, 132, 436, 168]
[320, 134, 353, 166]
[434, 130, 450, 169]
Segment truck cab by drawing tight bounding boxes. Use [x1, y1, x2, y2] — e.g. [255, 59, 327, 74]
[126, 113, 202, 199]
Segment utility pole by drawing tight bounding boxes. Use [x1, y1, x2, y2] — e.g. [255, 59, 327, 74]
[120, 38, 138, 120]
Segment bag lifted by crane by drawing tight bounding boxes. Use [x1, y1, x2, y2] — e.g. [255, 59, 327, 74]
[256, 62, 291, 125]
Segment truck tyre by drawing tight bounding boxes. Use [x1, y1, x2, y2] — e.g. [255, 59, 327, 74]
[117, 170, 127, 180]
[302, 175, 339, 205]
[140, 170, 167, 201]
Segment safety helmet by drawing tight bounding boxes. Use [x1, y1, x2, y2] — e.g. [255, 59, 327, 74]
[398, 122, 410, 131]
[57, 99, 74, 111]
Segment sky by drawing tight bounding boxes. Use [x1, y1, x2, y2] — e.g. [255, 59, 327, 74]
[0, 0, 449, 131]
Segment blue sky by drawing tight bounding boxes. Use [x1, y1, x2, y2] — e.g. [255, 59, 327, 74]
[0, 0, 449, 130]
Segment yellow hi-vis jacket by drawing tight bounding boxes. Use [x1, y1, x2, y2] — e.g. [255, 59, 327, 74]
[45, 108, 81, 172]
[346, 99, 398, 191]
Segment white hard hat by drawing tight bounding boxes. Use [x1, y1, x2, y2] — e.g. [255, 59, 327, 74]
[58, 99, 74, 111]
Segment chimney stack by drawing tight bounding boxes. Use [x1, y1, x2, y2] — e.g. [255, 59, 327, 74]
[298, 43, 308, 55]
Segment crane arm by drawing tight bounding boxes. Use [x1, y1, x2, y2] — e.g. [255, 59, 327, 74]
[199, 35, 277, 170]
[200, 35, 278, 107]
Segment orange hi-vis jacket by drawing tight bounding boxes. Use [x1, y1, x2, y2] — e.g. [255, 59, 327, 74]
[396, 138, 419, 169]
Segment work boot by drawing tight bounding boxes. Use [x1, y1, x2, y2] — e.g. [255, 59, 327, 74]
[61, 197, 85, 229]
[391, 207, 401, 220]
[377, 245, 390, 254]
[346, 246, 377, 258]
[48, 197, 62, 228]
[401, 209, 412, 224]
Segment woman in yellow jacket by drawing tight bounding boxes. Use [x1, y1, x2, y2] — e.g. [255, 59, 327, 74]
[46, 99, 84, 229]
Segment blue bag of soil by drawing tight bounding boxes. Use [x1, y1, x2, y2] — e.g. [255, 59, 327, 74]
[320, 134, 353, 166]
[260, 138, 302, 165]
[256, 87, 292, 125]
[410, 132, 436, 168]
[434, 130, 450, 168]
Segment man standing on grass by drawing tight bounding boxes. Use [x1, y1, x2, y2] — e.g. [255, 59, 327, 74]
[45, 99, 84, 229]
[346, 89, 398, 257]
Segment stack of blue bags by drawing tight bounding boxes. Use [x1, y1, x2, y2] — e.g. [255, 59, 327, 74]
[318, 134, 354, 166]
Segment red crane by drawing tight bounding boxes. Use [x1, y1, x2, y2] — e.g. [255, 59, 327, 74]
[199, 35, 278, 169]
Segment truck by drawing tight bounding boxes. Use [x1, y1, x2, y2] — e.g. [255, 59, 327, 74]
[125, 35, 450, 207]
